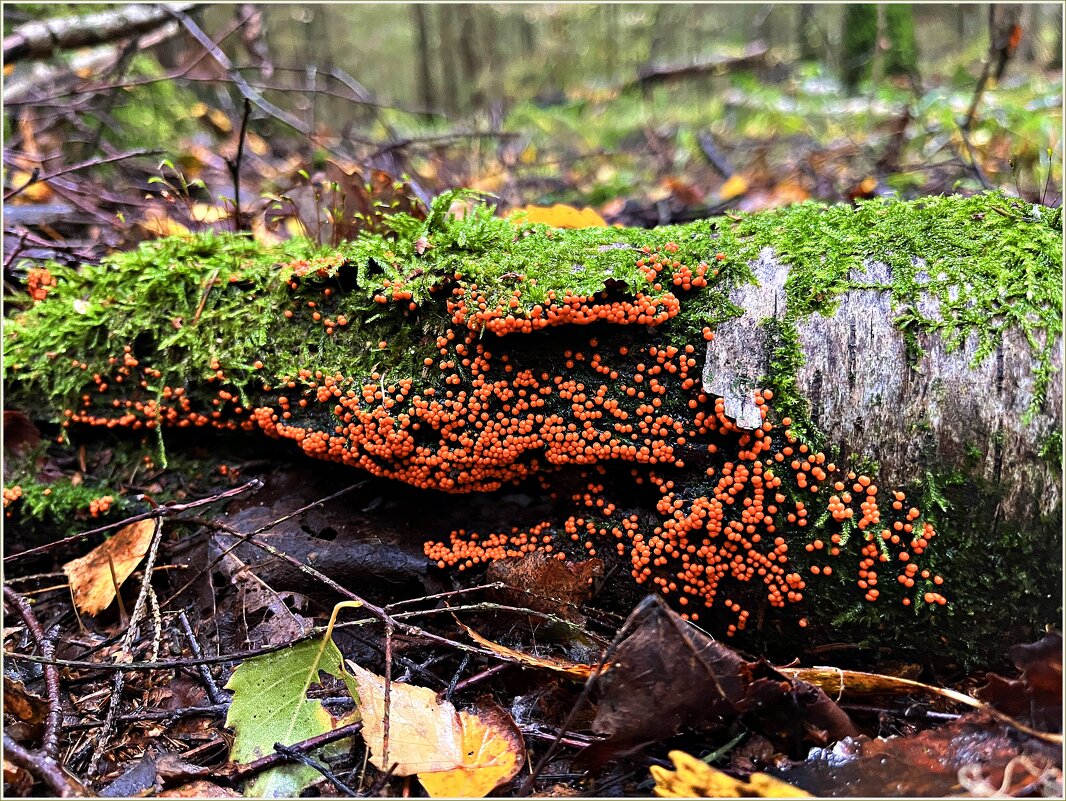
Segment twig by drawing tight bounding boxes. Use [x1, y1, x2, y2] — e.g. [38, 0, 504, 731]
[90, 518, 165, 777]
[3, 2, 198, 63]
[81, 38, 140, 159]
[3, 167, 40, 202]
[954, 123, 992, 190]
[4, 149, 162, 201]
[7, 600, 590, 671]
[3, 229, 31, 271]
[164, 7, 325, 148]
[177, 610, 224, 704]
[450, 662, 510, 695]
[517, 596, 651, 796]
[2, 734, 81, 797]
[271, 743, 359, 796]
[159, 480, 366, 606]
[219, 720, 364, 784]
[226, 98, 252, 232]
[4, 478, 263, 563]
[3, 586, 62, 760]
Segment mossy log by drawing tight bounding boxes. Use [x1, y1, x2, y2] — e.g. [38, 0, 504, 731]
[4, 191, 1061, 665]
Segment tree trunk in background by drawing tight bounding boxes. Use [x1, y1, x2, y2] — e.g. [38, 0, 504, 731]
[437, 3, 459, 115]
[480, 6, 500, 106]
[883, 3, 918, 79]
[841, 4, 877, 92]
[457, 4, 483, 110]
[797, 4, 821, 62]
[411, 4, 434, 114]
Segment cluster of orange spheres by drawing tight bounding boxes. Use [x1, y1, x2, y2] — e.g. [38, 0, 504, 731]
[54, 244, 943, 633]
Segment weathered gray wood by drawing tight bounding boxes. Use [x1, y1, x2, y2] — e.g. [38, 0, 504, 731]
[704, 249, 1062, 527]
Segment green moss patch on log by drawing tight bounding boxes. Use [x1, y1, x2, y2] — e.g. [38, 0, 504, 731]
[4, 191, 1061, 663]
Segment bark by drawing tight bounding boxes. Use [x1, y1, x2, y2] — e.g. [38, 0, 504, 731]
[3, 2, 198, 63]
[704, 250, 1062, 532]
[411, 4, 435, 116]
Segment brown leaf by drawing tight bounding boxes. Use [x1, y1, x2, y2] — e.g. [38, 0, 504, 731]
[774, 712, 1063, 797]
[977, 632, 1063, 732]
[486, 551, 602, 623]
[581, 597, 855, 767]
[3, 676, 49, 725]
[157, 780, 242, 798]
[62, 519, 156, 616]
[3, 411, 41, 459]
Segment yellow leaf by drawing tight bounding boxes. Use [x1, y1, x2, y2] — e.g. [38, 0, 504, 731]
[190, 203, 229, 224]
[140, 206, 191, 238]
[246, 131, 270, 157]
[651, 751, 810, 798]
[8, 170, 51, 203]
[509, 203, 607, 229]
[348, 662, 524, 797]
[417, 704, 524, 798]
[208, 108, 233, 133]
[189, 102, 209, 118]
[719, 174, 750, 201]
[62, 520, 156, 616]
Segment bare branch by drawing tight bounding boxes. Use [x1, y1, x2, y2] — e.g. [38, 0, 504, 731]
[4, 2, 199, 63]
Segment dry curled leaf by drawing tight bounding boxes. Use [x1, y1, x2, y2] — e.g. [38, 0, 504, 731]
[349, 662, 524, 797]
[62, 519, 156, 616]
[460, 622, 599, 679]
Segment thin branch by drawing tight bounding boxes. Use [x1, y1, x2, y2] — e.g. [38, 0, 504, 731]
[3, 2, 198, 63]
[4, 148, 162, 202]
[2, 734, 81, 797]
[226, 98, 252, 232]
[218, 720, 364, 784]
[176, 610, 225, 705]
[3, 586, 62, 760]
[4, 478, 263, 563]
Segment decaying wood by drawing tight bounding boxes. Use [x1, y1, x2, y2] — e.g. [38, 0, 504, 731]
[704, 250, 1062, 529]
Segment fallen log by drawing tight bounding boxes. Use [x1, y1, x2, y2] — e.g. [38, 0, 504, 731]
[4, 191, 1061, 665]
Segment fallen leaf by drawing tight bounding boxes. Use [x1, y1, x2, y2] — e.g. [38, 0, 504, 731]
[417, 703, 525, 798]
[651, 750, 811, 798]
[581, 596, 856, 767]
[140, 206, 191, 238]
[718, 174, 750, 201]
[7, 170, 51, 203]
[775, 712, 1063, 797]
[509, 203, 607, 229]
[3, 676, 49, 725]
[349, 662, 524, 797]
[485, 551, 603, 622]
[62, 519, 156, 616]
[225, 637, 358, 798]
[977, 632, 1063, 732]
[460, 623, 599, 679]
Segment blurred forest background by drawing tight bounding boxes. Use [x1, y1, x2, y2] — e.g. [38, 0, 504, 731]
[2, 2, 1063, 262]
